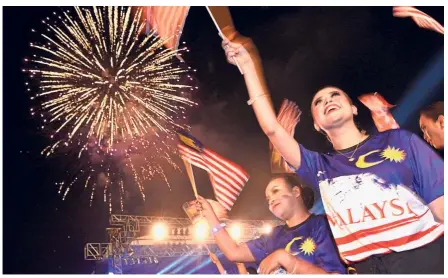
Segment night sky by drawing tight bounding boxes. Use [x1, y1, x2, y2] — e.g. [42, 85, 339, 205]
[3, 6, 443, 274]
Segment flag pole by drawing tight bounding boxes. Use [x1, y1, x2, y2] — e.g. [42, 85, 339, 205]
[182, 159, 211, 254]
[204, 244, 211, 253]
[182, 159, 199, 199]
[205, 6, 243, 74]
[182, 159, 214, 256]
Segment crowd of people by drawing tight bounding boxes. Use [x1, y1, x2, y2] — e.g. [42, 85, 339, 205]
[195, 27, 443, 274]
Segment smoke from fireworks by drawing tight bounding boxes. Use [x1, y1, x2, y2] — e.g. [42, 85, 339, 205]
[24, 7, 197, 212]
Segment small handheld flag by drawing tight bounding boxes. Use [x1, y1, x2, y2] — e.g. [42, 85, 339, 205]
[358, 92, 400, 132]
[393, 6, 444, 35]
[177, 130, 249, 211]
[270, 99, 302, 173]
[145, 6, 190, 51]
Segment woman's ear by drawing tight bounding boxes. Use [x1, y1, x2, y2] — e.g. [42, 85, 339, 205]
[437, 115, 444, 130]
[352, 105, 358, 116]
[314, 122, 320, 132]
[292, 186, 301, 198]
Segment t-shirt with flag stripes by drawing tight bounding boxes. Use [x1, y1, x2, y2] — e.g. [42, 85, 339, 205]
[293, 129, 444, 262]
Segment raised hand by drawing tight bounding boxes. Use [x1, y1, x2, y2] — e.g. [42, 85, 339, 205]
[194, 195, 219, 223]
[221, 26, 261, 72]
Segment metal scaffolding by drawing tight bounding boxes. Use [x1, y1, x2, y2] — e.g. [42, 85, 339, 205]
[85, 243, 110, 260]
[85, 242, 223, 260]
[85, 214, 283, 274]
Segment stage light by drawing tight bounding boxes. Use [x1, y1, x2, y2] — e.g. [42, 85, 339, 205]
[154, 257, 159, 264]
[152, 222, 168, 240]
[229, 224, 242, 240]
[262, 224, 272, 234]
[193, 220, 209, 241]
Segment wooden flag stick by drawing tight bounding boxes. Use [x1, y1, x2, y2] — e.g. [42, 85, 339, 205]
[205, 6, 243, 74]
[182, 158, 198, 199]
[204, 244, 211, 253]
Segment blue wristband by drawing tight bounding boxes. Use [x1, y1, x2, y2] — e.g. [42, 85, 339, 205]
[211, 223, 226, 235]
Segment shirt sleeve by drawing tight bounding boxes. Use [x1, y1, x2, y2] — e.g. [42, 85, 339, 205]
[312, 219, 347, 274]
[408, 133, 444, 204]
[245, 233, 274, 263]
[291, 144, 321, 190]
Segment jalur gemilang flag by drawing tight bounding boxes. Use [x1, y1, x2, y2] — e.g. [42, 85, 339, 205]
[144, 6, 190, 51]
[393, 6, 444, 35]
[177, 130, 249, 211]
[270, 99, 302, 173]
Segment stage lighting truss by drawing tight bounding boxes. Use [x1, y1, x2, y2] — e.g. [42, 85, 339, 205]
[85, 214, 283, 273]
[107, 214, 283, 243]
[121, 256, 159, 266]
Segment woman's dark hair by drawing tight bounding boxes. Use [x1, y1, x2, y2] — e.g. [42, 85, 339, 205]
[420, 101, 444, 121]
[311, 86, 354, 108]
[270, 173, 315, 210]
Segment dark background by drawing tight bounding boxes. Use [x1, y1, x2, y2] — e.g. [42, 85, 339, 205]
[3, 6, 443, 273]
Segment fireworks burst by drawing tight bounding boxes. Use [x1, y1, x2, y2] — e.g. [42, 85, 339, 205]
[24, 7, 198, 212]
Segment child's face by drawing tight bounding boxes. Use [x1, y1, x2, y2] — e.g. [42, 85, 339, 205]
[265, 178, 299, 220]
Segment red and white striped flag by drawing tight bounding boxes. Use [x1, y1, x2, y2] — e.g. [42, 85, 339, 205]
[145, 6, 190, 50]
[177, 131, 249, 211]
[393, 6, 444, 35]
[358, 92, 400, 132]
[270, 99, 302, 173]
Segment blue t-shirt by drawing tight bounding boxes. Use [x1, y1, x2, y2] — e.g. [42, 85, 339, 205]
[295, 129, 444, 262]
[246, 214, 346, 273]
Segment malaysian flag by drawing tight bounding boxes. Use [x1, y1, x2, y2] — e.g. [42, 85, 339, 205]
[393, 6, 444, 35]
[358, 92, 400, 132]
[177, 130, 249, 211]
[145, 6, 190, 50]
[270, 99, 302, 173]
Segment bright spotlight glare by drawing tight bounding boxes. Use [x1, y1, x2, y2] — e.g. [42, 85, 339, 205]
[152, 222, 168, 240]
[194, 220, 209, 241]
[229, 224, 242, 240]
[263, 224, 272, 234]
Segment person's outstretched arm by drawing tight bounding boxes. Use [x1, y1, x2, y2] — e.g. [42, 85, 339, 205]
[222, 28, 302, 169]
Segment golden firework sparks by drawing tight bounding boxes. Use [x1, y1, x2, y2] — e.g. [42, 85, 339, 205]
[28, 6, 195, 154]
[26, 7, 197, 212]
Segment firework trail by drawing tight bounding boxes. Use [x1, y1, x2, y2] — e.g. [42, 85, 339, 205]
[24, 7, 197, 212]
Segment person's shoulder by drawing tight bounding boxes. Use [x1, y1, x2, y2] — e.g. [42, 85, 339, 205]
[309, 214, 330, 228]
[262, 224, 287, 239]
[272, 224, 287, 233]
[374, 129, 415, 141]
[311, 214, 328, 223]
[258, 224, 287, 242]
[307, 214, 332, 236]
